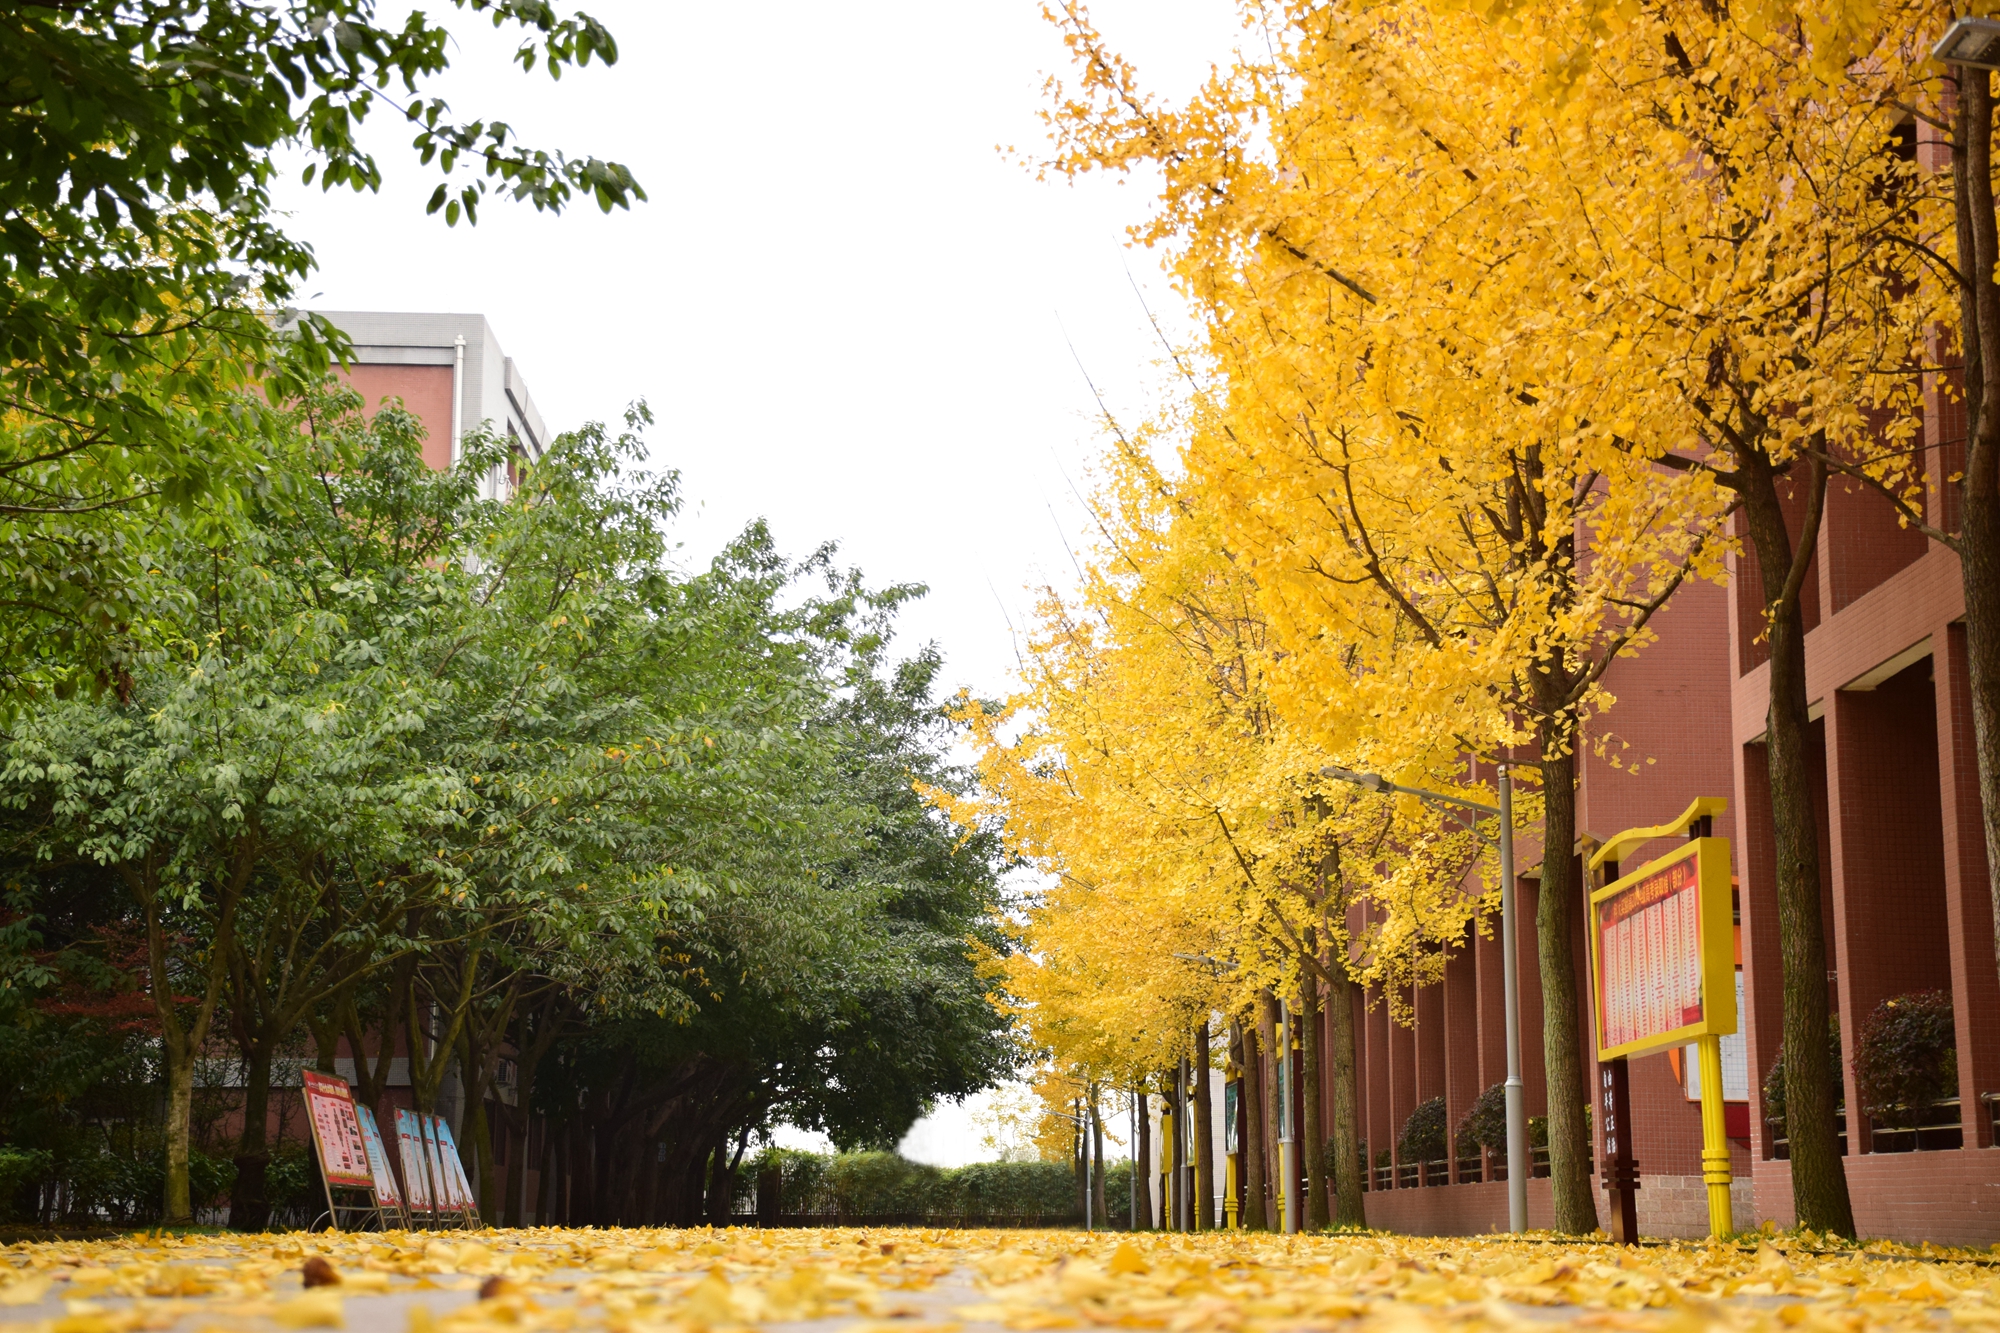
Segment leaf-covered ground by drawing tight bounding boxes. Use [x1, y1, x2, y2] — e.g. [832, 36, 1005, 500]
[3, 1228, 1996, 1333]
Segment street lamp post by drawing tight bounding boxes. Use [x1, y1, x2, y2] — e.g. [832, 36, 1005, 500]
[1050, 1104, 1095, 1232]
[1321, 762, 1527, 1233]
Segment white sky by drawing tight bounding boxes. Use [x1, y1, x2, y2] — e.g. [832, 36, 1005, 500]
[271, 0, 1245, 1167]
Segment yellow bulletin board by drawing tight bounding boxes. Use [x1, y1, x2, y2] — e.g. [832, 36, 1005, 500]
[1588, 838, 1735, 1061]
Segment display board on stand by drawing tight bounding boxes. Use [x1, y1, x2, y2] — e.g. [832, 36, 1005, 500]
[1592, 845, 1734, 1058]
[392, 1108, 436, 1220]
[354, 1105, 408, 1229]
[430, 1115, 483, 1227]
[1586, 796, 1736, 1241]
[392, 1106, 480, 1229]
[301, 1070, 387, 1231]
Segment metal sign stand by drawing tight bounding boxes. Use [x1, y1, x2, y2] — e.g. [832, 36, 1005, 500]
[1586, 798, 1735, 1241]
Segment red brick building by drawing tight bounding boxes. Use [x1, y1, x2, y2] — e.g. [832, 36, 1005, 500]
[1308, 366, 2000, 1244]
[213, 311, 558, 1222]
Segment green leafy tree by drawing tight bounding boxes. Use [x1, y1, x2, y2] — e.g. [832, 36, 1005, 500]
[0, 0, 642, 701]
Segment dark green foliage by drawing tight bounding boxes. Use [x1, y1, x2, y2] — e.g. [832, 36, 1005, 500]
[0, 872, 183, 1225]
[1852, 990, 1957, 1129]
[1764, 1015, 1843, 1136]
[0, 1139, 233, 1227]
[1455, 1082, 1507, 1158]
[1397, 1096, 1447, 1165]
[754, 1151, 1087, 1221]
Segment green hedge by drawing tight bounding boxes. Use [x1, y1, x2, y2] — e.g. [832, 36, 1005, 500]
[754, 1150, 1131, 1223]
[0, 1139, 234, 1226]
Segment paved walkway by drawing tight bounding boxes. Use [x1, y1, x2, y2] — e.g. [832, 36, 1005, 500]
[2, 1228, 1992, 1333]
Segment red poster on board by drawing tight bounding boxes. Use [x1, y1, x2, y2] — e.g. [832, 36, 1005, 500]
[1592, 840, 1728, 1058]
[302, 1070, 375, 1189]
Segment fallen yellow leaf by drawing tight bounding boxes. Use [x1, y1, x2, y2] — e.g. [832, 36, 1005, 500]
[274, 1290, 345, 1328]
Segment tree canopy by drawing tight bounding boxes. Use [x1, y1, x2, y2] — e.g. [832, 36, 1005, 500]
[0, 380, 1015, 1226]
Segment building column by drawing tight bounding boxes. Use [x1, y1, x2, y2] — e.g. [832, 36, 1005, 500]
[1936, 624, 2000, 1147]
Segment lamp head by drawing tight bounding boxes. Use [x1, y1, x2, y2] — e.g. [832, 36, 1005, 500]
[1319, 764, 1386, 792]
[1935, 15, 2000, 69]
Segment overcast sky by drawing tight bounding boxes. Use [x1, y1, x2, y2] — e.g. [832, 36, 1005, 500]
[273, 1, 1240, 699]
[271, 0, 1244, 1166]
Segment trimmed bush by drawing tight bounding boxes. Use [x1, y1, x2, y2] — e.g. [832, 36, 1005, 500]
[752, 1150, 1085, 1221]
[1397, 1096, 1447, 1165]
[1853, 990, 1956, 1129]
[1455, 1083, 1506, 1159]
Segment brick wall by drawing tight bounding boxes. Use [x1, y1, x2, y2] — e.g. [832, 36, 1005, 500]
[1600, 1175, 1755, 1241]
[338, 363, 455, 471]
[1362, 1177, 1555, 1236]
[1752, 1152, 2000, 1247]
[1822, 475, 1926, 616]
[1827, 659, 1954, 1152]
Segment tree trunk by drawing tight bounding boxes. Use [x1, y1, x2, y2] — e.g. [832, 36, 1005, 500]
[138, 858, 237, 1227]
[1131, 1086, 1150, 1228]
[342, 964, 408, 1133]
[462, 1092, 495, 1218]
[163, 1054, 196, 1225]
[539, 1125, 560, 1226]
[1327, 963, 1364, 1227]
[1238, 1021, 1267, 1230]
[1737, 450, 1856, 1236]
[228, 1042, 274, 1231]
[1090, 1096, 1108, 1227]
[1530, 723, 1599, 1234]
[508, 1114, 532, 1227]
[1193, 1022, 1215, 1229]
[1952, 69, 2000, 1024]
[1256, 991, 1280, 1227]
[1299, 974, 1328, 1230]
[307, 1006, 341, 1074]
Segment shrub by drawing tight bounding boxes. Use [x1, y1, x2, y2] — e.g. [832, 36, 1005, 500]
[1397, 1096, 1447, 1165]
[0, 1138, 232, 1226]
[943, 1159, 1074, 1215]
[261, 1144, 317, 1225]
[754, 1150, 1084, 1220]
[827, 1150, 939, 1215]
[1763, 1015, 1843, 1137]
[1455, 1083, 1506, 1159]
[1852, 990, 1956, 1129]
[0, 1148, 51, 1223]
[1102, 1160, 1133, 1227]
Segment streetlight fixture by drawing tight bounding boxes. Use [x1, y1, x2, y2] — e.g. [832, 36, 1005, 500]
[1934, 15, 2000, 68]
[1320, 762, 1528, 1233]
[1049, 1103, 1097, 1232]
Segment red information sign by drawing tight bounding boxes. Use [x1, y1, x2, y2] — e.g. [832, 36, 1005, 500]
[302, 1070, 376, 1189]
[1589, 838, 1734, 1060]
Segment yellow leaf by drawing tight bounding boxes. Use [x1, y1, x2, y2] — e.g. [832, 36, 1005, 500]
[274, 1291, 346, 1328]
